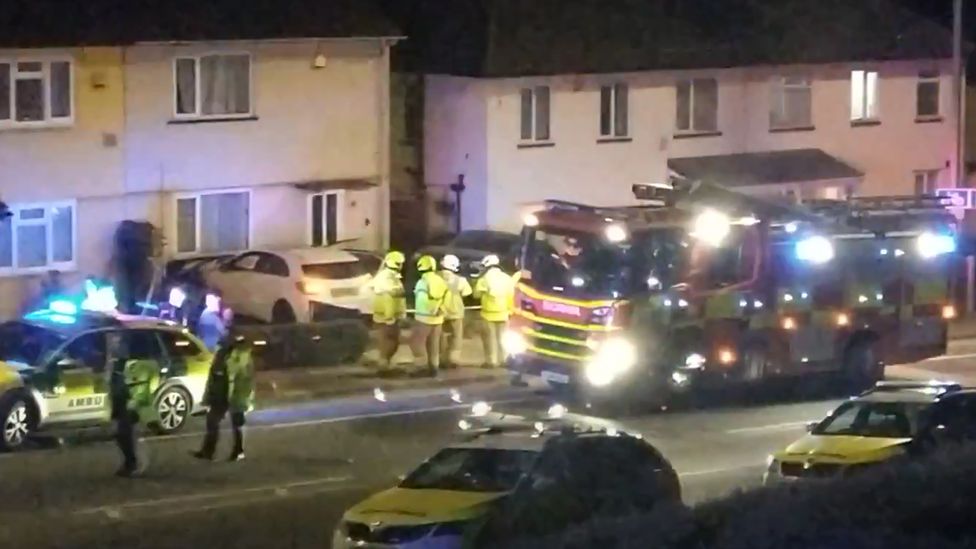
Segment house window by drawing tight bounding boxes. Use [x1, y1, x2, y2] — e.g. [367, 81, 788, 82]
[914, 170, 940, 195]
[770, 76, 812, 129]
[0, 59, 72, 127]
[676, 78, 718, 133]
[916, 71, 941, 120]
[600, 83, 629, 137]
[309, 191, 343, 247]
[174, 191, 250, 254]
[174, 54, 251, 118]
[0, 201, 75, 273]
[519, 86, 550, 141]
[850, 70, 879, 122]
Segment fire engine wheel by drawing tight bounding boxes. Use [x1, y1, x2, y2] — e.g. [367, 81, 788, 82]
[843, 340, 882, 390]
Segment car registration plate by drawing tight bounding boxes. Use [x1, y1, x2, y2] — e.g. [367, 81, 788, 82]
[541, 370, 570, 384]
[331, 287, 359, 298]
[541, 300, 580, 316]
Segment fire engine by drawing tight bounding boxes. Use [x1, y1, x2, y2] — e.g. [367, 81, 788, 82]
[504, 181, 960, 403]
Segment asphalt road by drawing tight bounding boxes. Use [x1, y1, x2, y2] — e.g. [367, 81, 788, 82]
[0, 352, 971, 549]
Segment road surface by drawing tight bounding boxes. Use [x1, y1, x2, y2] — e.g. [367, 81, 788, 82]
[0, 351, 971, 548]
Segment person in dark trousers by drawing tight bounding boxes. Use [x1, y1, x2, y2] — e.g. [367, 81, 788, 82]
[107, 334, 158, 477]
[193, 330, 256, 462]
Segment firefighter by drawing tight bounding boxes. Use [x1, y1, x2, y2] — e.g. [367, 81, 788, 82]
[107, 333, 159, 477]
[473, 255, 514, 369]
[439, 255, 473, 368]
[193, 330, 255, 462]
[370, 251, 408, 373]
[411, 255, 448, 377]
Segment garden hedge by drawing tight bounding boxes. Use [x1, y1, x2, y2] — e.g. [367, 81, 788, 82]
[235, 319, 369, 370]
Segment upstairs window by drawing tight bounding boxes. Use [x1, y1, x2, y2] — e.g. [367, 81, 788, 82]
[0, 59, 72, 127]
[174, 54, 252, 118]
[676, 78, 718, 133]
[599, 83, 629, 137]
[916, 71, 941, 120]
[519, 86, 551, 142]
[770, 76, 812, 129]
[850, 70, 879, 123]
[0, 201, 76, 274]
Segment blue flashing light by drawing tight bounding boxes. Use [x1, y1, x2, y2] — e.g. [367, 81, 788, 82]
[916, 232, 956, 259]
[49, 299, 78, 316]
[795, 235, 834, 264]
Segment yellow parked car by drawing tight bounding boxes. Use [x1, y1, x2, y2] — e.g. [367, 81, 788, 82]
[764, 381, 973, 484]
[0, 309, 212, 450]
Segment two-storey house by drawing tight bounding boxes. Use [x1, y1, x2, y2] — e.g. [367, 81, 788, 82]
[394, 0, 960, 232]
[0, 1, 399, 318]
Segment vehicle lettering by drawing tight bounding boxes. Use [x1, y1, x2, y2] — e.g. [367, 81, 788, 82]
[67, 396, 104, 408]
[541, 300, 580, 317]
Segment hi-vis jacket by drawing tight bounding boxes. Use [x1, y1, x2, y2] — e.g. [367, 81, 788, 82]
[440, 270, 473, 321]
[371, 268, 407, 325]
[474, 267, 515, 322]
[414, 271, 449, 325]
[204, 344, 256, 413]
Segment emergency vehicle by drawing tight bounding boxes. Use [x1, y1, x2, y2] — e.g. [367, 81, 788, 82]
[504, 181, 960, 403]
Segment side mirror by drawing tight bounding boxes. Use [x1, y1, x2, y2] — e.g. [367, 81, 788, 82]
[805, 421, 818, 433]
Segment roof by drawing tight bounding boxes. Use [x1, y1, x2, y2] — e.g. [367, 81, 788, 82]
[0, 0, 400, 49]
[385, 0, 956, 76]
[668, 149, 864, 188]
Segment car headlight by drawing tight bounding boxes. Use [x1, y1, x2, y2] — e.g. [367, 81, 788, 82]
[501, 329, 528, 356]
[584, 338, 637, 387]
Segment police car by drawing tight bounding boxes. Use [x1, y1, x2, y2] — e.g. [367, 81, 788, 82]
[0, 305, 212, 450]
[333, 404, 681, 548]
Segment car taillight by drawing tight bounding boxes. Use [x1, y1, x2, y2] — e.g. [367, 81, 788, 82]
[297, 280, 326, 295]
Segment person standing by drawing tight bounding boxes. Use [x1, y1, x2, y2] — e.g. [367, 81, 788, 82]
[473, 255, 514, 369]
[107, 334, 159, 477]
[370, 251, 408, 374]
[411, 255, 448, 377]
[439, 255, 472, 368]
[193, 331, 255, 462]
[196, 292, 227, 352]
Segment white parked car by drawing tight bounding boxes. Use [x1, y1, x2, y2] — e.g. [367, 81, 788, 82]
[203, 248, 374, 323]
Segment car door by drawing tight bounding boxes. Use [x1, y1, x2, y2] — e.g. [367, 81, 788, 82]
[42, 331, 109, 425]
[255, 253, 293, 319]
[212, 253, 262, 319]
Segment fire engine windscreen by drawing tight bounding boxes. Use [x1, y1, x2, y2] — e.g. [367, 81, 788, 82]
[522, 227, 688, 297]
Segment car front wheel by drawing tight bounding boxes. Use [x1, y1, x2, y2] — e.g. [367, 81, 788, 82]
[0, 395, 32, 451]
[151, 387, 192, 435]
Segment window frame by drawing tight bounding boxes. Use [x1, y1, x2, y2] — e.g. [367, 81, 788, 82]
[172, 52, 254, 120]
[769, 75, 812, 130]
[675, 77, 719, 135]
[307, 190, 345, 247]
[171, 188, 252, 256]
[519, 85, 551, 143]
[0, 199, 77, 276]
[850, 69, 880, 123]
[0, 56, 74, 129]
[599, 82, 629, 138]
[914, 169, 941, 196]
[915, 71, 942, 121]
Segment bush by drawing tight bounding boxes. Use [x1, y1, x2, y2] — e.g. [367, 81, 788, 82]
[236, 320, 368, 370]
[476, 445, 976, 549]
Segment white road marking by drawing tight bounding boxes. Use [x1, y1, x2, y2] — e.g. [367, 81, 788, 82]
[724, 421, 811, 434]
[678, 464, 761, 478]
[923, 352, 976, 362]
[73, 475, 354, 517]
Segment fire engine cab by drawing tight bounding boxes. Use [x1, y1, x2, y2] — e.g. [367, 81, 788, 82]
[505, 181, 959, 403]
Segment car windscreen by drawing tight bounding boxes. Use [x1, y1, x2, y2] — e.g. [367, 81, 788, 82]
[813, 401, 927, 438]
[0, 321, 67, 366]
[302, 261, 367, 280]
[400, 448, 538, 493]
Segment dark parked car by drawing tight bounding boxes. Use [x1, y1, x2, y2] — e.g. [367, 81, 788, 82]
[414, 230, 521, 278]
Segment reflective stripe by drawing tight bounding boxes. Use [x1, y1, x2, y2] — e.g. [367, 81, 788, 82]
[514, 308, 619, 332]
[704, 293, 743, 319]
[524, 327, 588, 347]
[517, 283, 616, 308]
[529, 345, 586, 362]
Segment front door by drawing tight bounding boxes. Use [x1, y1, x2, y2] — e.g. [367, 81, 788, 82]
[42, 332, 109, 425]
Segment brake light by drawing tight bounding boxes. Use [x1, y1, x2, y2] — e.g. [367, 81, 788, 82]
[297, 279, 327, 295]
[943, 305, 957, 320]
[718, 348, 736, 365]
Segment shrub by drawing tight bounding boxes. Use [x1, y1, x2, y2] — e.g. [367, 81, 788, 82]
[474, 445, 976, 549]
[237, 320, 368, 370]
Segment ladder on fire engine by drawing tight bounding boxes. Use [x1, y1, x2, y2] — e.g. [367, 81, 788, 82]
[800, 194, 957, 235]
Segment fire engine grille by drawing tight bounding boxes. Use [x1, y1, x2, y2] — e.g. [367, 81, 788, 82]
[533, 322, 588, 342]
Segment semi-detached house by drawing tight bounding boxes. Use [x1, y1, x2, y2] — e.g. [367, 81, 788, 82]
[393, 0, 962, 232]
[0, 0, 400, 319]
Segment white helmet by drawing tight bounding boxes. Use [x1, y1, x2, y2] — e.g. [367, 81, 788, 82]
[481, 255, 500, 268]
[442, 254, 461, 272]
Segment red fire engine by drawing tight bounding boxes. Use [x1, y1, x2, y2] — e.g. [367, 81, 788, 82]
[504, 181, 959, 403]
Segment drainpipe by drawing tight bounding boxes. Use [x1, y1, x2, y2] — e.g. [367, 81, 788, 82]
[450, 174, 466, 234]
